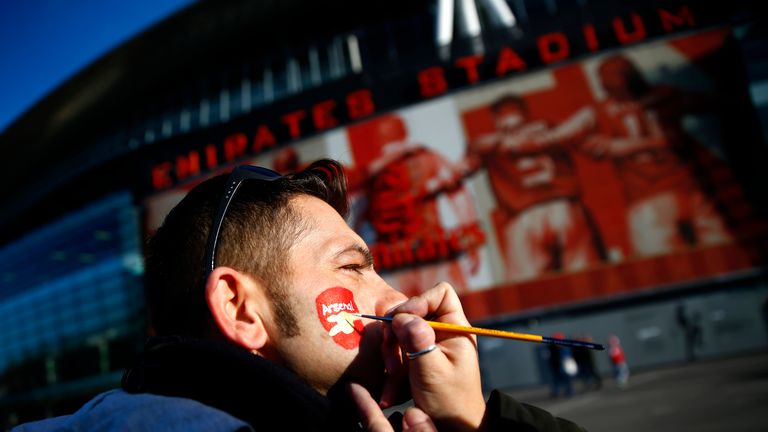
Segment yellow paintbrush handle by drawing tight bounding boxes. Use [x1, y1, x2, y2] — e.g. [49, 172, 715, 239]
[426, 321, 544, 343]
[348, 313, 604, 350]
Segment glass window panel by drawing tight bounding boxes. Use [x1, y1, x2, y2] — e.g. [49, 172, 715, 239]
[0, 193, 143, 376]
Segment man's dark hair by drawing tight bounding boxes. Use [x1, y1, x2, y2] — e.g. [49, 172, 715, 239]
[597, 54, 650, 99]
[143, 159, 349, 338]
[490, 94, 528, 115]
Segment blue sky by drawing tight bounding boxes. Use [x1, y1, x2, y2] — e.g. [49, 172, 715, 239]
[0, 0, 194, 133]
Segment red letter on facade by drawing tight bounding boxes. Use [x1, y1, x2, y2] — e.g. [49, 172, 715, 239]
[176, 150, 201, 181]
[496, 47, 527, 76]
[613, 13, 646, 45]
[538, 32, 570, 64]
[282, 111, 306, 139]
[455, 55, 483, 84]
[312, 100, 339, 131]
[658, 6, 695, 32]
[346, 89, 376, 120]
[417, 66, 448, 98]
[151, 162, 173, 190]
[252, 125, 277, 152]
[223, 132, 249, 161]
[205, 144, 218, 169]
[583, 24, 599, 52]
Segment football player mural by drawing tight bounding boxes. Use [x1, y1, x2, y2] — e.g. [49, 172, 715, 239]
[461, 93, 605, 282]
[144, 28, 767, 318]
[339, 109, 489, 296]
[583, 53, 732, 257]
[456, 27, 765, 297]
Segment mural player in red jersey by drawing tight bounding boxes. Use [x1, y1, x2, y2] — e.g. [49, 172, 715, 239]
[462, 94, 605, 283]
[348, 114, 486, 296]
[583, 54, 732, 257]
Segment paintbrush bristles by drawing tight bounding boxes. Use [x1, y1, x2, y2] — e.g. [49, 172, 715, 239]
[339, 311, 356, 327]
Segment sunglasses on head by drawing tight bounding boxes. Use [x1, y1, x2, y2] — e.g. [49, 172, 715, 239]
[203, 165, 283, 274]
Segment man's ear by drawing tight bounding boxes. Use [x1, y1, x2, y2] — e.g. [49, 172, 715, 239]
[205, 267, 269, 351]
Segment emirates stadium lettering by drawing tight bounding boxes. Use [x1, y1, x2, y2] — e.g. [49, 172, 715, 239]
[148, 4, 697, 192]
[150, 89, 376, 190]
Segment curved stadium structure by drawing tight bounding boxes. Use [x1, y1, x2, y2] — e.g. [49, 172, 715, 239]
[1, 0, 767, 425]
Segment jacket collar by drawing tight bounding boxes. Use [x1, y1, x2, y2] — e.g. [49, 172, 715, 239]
[122, 336, 361, 431]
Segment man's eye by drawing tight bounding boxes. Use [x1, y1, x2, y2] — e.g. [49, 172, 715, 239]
[341, 264, 365, 274]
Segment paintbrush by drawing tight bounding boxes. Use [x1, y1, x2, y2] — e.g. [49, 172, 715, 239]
[347, 313, 604, 350]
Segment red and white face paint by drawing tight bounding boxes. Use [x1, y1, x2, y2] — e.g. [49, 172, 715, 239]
[315, 287, 364, 349]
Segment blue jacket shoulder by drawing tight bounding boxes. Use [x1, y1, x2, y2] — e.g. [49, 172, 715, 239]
[12, 389, 253, 432]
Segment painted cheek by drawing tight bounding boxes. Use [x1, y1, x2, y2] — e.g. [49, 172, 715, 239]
[315, 287, 365, 350]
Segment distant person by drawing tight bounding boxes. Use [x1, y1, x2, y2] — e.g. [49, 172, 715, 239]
[676, 304, 703, 362]
[547, 332, 575, 398]
[572, 335, 602, 391]
[608, 334, 630, 389]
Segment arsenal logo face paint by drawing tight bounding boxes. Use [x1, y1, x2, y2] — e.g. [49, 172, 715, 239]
[315, 287, 365, 349]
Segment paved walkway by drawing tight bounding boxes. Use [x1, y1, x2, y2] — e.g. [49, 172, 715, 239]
[499, 351, 768, 432]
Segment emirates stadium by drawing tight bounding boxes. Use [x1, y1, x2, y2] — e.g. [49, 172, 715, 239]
[1, 0, 767, 426]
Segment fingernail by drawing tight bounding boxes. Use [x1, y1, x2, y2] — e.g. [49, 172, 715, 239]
[386, 301, 407, 315]
[403, 407, 431, 427]
[391, 313, 418, 328]
[346, 381, 361, 394]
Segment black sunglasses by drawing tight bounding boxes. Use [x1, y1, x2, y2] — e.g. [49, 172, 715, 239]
[203, 165, 283, 274]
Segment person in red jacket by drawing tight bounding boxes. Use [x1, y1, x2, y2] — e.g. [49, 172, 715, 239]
[608, 334, 630, 389]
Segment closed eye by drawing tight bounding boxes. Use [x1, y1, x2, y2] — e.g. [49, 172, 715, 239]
[334, 244, 375, 274]
[341, 263, 368, 274]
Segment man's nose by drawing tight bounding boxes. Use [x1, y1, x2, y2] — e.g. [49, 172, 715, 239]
[373, 278, 408, 316]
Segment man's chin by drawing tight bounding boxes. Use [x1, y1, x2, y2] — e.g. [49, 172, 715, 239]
[329, 319, 399, 401]
[338, 352, 386, 393]
[329, 341, 387, 401]
[327, 365, 386, 406]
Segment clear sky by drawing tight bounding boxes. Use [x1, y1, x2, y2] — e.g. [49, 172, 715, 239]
[0, 0, 194, 134]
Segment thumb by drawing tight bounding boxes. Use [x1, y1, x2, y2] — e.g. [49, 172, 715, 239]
[402, 407, 437, 432]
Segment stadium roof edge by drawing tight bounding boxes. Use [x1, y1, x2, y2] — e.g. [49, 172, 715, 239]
[0, 0, 432, 241]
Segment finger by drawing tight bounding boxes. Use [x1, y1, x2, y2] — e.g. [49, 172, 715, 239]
[379, 324, 409, 408]
[390, 314, 450, 380]
[388, 282, 470, 327]
[402, 407, 437, 432]
[347, 382, 394, 432]
[387, 287, 486, 430]
[391, 314, 436, 355]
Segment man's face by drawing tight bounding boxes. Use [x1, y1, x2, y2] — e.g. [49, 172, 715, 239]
[263, 195, 407, 395]
[598, 57, 635, 101]
[495, 103, 526, 132]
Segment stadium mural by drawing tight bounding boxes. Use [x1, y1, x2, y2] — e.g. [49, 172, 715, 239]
[144, 27, 768, 320]
[452, 28, 768, 319]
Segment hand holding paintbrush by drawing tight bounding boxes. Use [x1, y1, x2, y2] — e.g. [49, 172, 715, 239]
[345, 312, 604, 351]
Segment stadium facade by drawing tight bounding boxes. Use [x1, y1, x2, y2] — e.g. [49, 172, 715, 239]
[1, 0, 767, 426]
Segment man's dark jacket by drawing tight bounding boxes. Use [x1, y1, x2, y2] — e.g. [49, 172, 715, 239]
[14, 337, 586, 431]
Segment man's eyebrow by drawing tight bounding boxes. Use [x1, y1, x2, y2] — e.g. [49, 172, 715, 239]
[334, 244, 374, 267]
